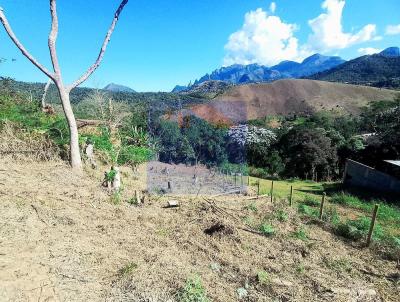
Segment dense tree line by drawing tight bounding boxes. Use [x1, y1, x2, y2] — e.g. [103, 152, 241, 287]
[153, 96, 400, 181]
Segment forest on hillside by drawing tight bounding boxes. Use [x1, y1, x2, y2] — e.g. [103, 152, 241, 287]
[1, 78, 399, 183]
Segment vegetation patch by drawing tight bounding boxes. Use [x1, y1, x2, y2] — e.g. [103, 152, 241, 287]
[177, 275, 210, 302]
[335, 216, 383, 241]
[259, 223, 275, 237]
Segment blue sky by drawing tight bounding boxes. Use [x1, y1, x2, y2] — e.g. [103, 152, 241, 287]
[0, 0, 399, 92]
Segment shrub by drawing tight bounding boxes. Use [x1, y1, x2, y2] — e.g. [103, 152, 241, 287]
[118, 145, 153, 167]
[177, 275, 210, 302]
[259, 223, 275, 237]
[248, 166, 269, 179]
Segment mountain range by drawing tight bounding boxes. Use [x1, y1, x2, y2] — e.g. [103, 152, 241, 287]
[173, 47, 400, 92]
[104, 83, 136, 93]
[173, 53, 345, 92]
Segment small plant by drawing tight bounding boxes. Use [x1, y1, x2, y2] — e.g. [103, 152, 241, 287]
[127, 196, 139, 206]
[259, 223, 275, 237]
[291, 227, 308, 241]
[118, 262, 137, 278]
[156, 227, 170, 237]
[257, 270, 269, 285]
[177, 275, 210, 302]
[105, 169, 117, 182]
[296, 264, 305, 274]
[110, 191, 121, 205]
[276, 209, 288, 222]
[246, 203, 258, 212]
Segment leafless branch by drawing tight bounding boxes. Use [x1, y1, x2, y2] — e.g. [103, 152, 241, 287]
[42, 79, 51, 108]
[0, 8, 55, 80]
[68, 0, 129, 91]
[48, 0, 61, 76]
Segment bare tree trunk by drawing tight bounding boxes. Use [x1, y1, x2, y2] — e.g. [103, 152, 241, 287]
[58, 87, 81, 169]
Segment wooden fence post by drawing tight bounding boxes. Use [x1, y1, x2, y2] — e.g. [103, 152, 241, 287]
[241, 174, 243, 186]
[257, 181, 260, 197]
[289, 186, 293, 206]
[234, 173, 237, 187]
[247, 175, 250, 186]
[270, 180, 274, 202]
[367, 204, 379, 247]
[319, 193, 326, 220]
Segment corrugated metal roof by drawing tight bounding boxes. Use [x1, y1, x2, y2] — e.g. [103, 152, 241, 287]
[384, 160, 400, 167]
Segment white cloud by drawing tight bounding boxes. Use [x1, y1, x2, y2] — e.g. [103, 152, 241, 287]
[357, 47, 382, 55]
[223, 0, 382, 66]
[386, 24, 400, 35]
[307, 0, 379, 52]
[269, 2, 276, 14]
[223, 8, 307, 66]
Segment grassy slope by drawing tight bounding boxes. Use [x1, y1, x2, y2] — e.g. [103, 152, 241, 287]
[247, 176, 400, 238]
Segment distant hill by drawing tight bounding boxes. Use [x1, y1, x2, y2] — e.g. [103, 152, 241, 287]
[307, 47, 400, 88]
[172, 54, 345, 91]
[176, 79, 398, 125]
[104, 83, 136, 93]
[171, 85, 188, 93]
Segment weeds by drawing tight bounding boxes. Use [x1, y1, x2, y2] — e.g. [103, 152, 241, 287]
[302, 195, 320, 207]
[296, 264, 305, 274]
[298, 204, 318, 218]
[321, 206, 340, 225]
[118, 262, 137, 278]
[335, 216, 383, 241]
[322, 257, 352, 273]
[246, 203, 258, 212]
[259, 223, 275, 237]
[110, 191, 122, 205]
[257, 271, 269, 285]
[105, 169, 117, 182]
[177, 275, 210, 302]
[330, 193, 400, 225]
[291, 227, 308, 241]
[275, 209, 289, 222]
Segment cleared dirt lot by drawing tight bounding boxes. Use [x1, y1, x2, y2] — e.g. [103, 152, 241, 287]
[0, 159, 399, 301]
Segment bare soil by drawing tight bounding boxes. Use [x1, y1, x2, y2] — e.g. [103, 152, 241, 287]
[1, 158, 399, 301]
